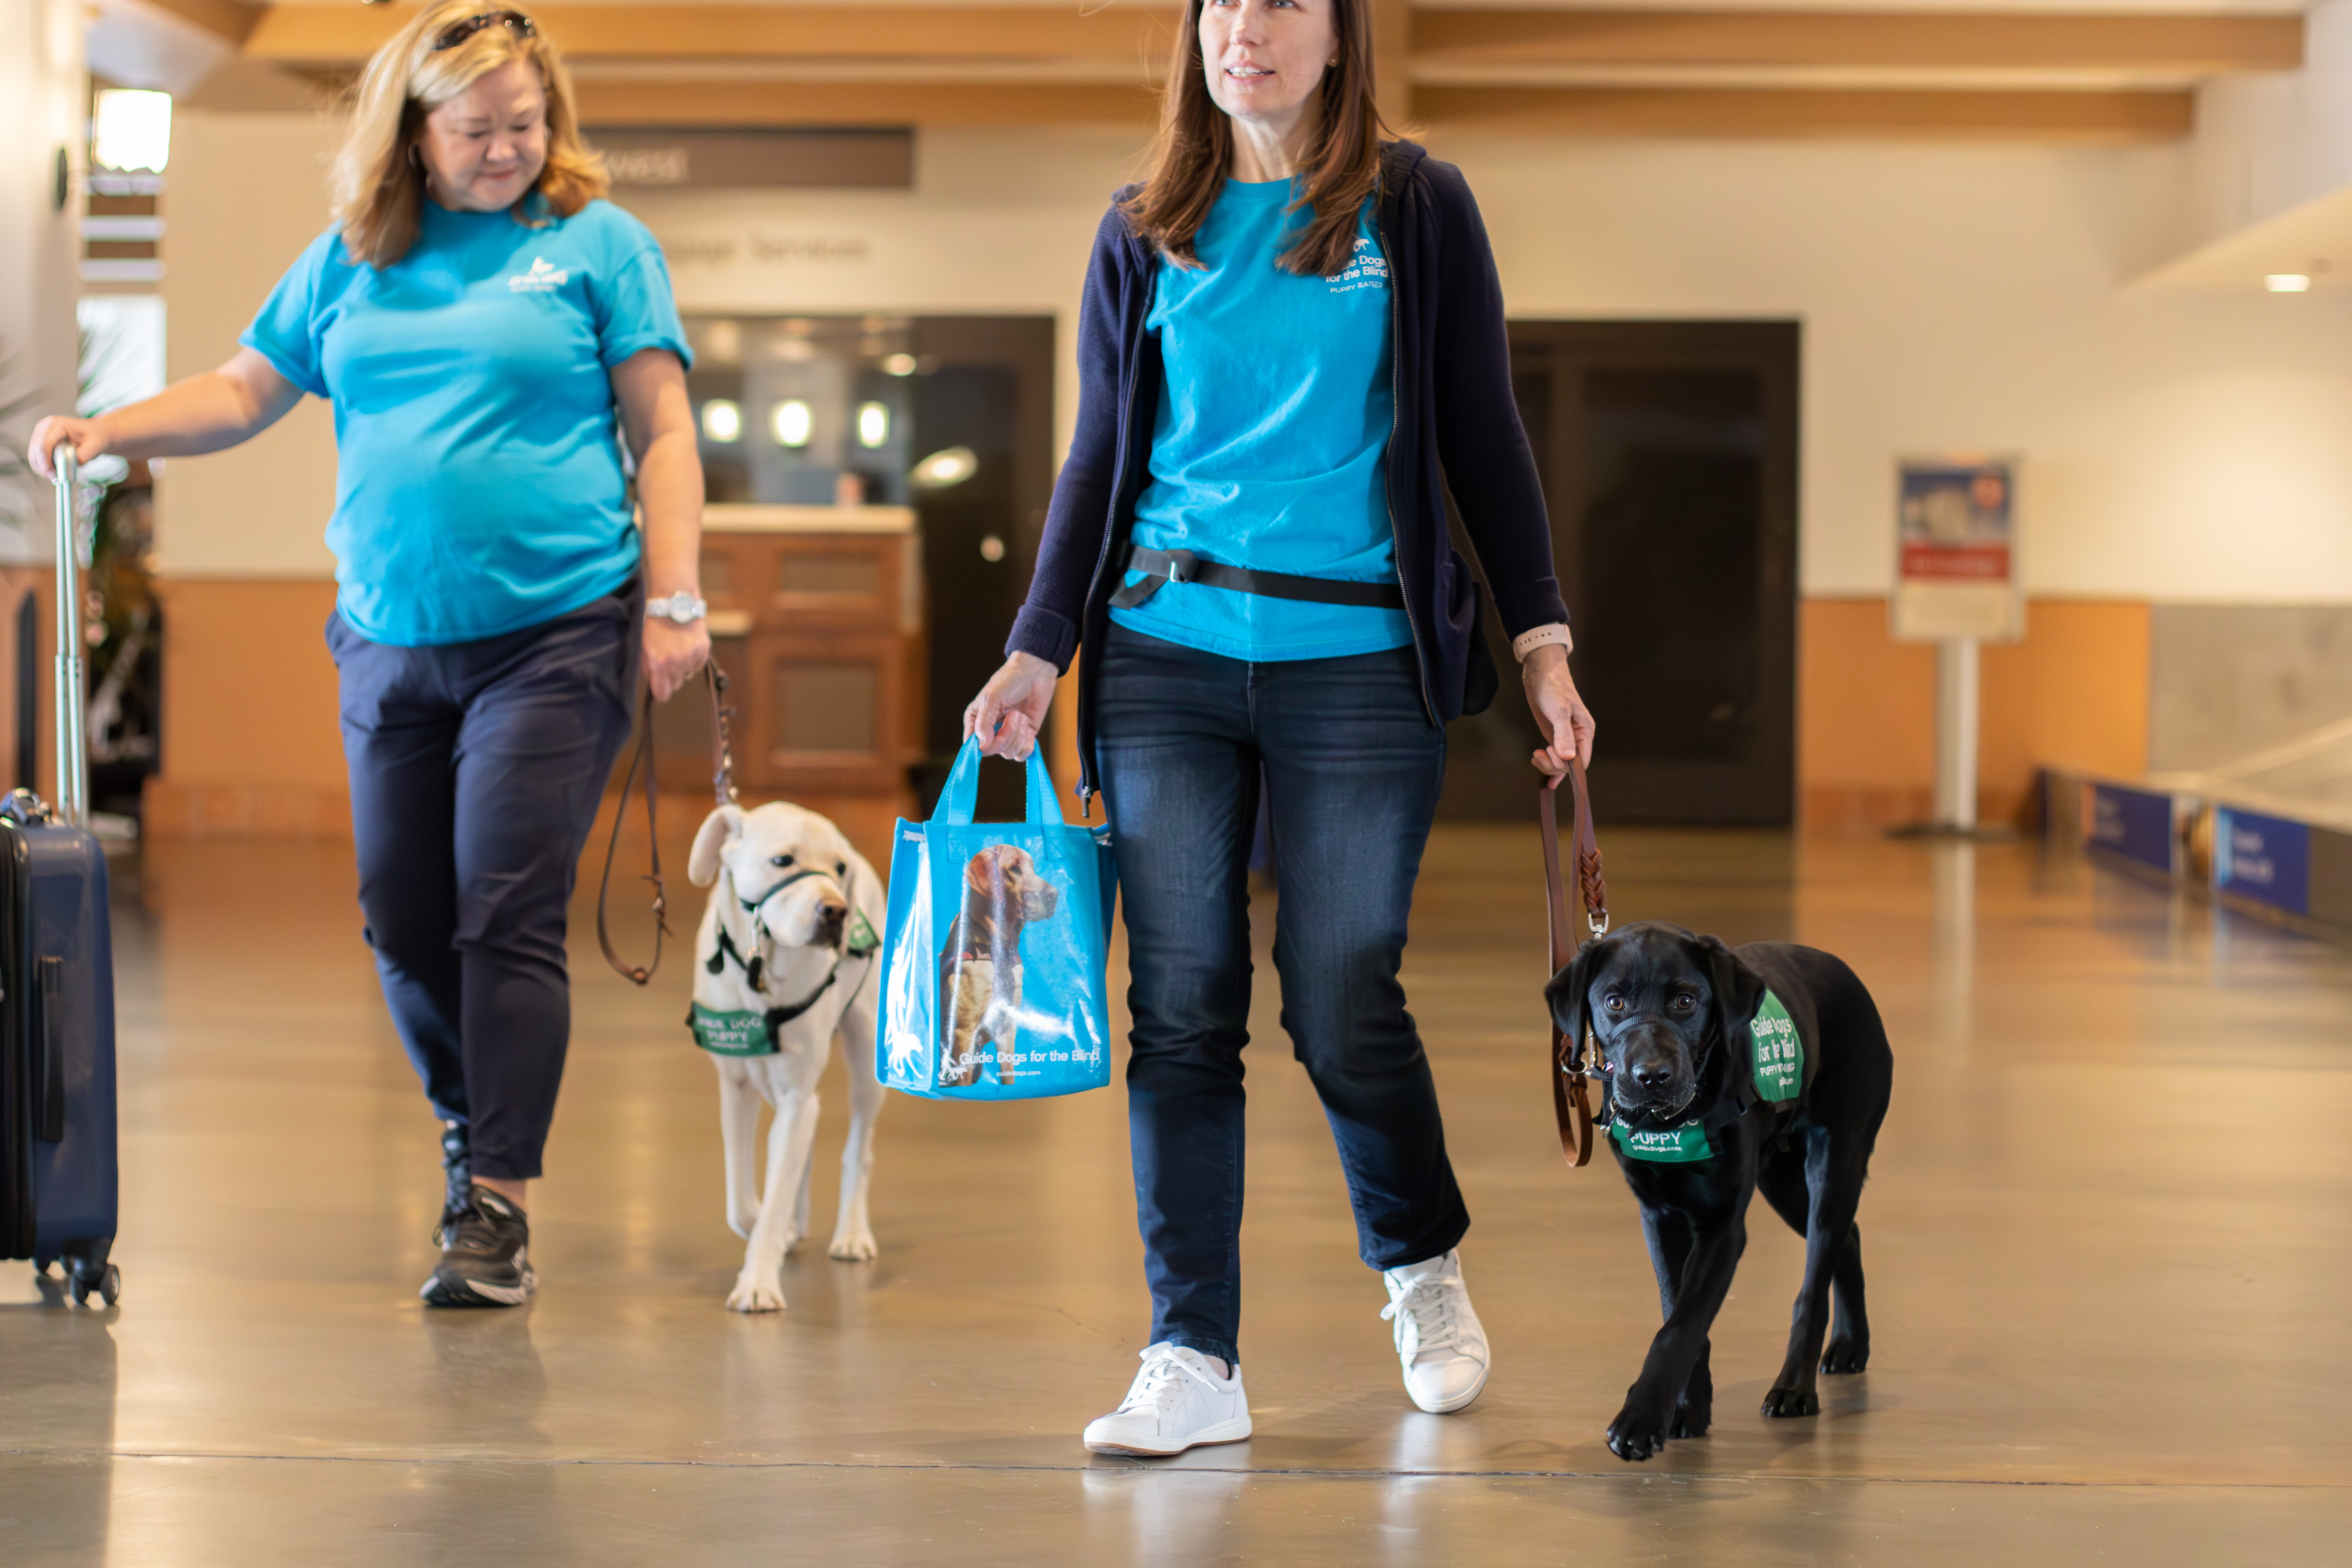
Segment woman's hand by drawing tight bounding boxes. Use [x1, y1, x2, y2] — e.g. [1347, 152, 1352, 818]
[643, 616, 710, 702]
[27, 416, 112, 481]
[964, 651, 1058, 761]
[1524, 644, 1596, 778]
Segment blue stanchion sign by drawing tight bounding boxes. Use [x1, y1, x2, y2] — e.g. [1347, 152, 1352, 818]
[2215, 808, 2310, 916]
[2088, 784, 2174, 873]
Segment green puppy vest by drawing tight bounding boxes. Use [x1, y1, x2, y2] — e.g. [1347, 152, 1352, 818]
[1610, 988, 1805, 1164]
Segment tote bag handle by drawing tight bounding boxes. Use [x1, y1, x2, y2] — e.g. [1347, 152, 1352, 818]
[934, 735, 1065, 828]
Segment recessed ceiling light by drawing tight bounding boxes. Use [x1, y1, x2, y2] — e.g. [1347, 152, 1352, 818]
[2265, 274, 2313, 293]
[881, 353, 919, 377]
[911, 445, 978, 489]
[856, 401, 890, 449]
[771, 399, 812, 448]
[700, 399, 742, 443]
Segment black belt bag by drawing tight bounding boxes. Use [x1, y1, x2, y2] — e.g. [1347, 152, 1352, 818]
[1108, 546, 1406, 612]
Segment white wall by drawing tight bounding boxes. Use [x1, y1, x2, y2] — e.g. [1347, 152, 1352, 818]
[156, 113, 2352, 604]
[156, 109, 341, 579]
[2183, 0, 2352, 255]
[0, 0, 87, 564]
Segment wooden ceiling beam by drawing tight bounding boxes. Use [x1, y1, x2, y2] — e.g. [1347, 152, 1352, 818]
[1414, 10, 2303, 74]
[244, 4, 1173, 66]
[131, 0, 264, 48]
[1416, 84, 2196, 140]
[572, 77, 1160, 129]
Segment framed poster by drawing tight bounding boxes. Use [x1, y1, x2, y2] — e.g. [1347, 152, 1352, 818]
[1892, 456, 2024, 642]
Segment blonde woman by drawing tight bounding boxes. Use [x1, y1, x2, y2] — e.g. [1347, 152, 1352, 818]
[30, 4, 708, 1306]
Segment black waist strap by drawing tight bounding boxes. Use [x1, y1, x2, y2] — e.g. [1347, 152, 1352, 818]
[1109, 546, 1406, 612]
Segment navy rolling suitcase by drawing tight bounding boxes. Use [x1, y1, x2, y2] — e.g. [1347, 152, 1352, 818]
[0, 448, 121, 1306]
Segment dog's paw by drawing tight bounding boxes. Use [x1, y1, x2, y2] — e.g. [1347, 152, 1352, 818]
[726, 1276, 787, 1313]
[1760, 1385, 1820, 1418]
[1668, 1400, 1711, 1440]
[827, 1230, 878, 1263]
[1606, 1401, 1672, 1462]
[1821, 1335, 1870, 1375]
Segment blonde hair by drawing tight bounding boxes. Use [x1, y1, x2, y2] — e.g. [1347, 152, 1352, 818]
[328, 2, 607, 269]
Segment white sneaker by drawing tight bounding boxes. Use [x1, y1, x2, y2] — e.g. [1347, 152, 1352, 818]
[1082, 1344, 1253, 1457]
[1381, 1249, 1490, 1414]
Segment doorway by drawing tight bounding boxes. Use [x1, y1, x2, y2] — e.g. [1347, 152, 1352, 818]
[1439, 321, 1799, 826]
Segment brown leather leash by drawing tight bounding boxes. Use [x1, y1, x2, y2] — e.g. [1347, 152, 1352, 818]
[1541, 757, 1610, 1167]
[597, 660, 739, 985]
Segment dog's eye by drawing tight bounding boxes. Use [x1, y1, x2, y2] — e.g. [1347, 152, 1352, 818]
[836, 862, 848, 875]
[1603, 994, 1626, 1011]
[1669, 994, 1696, 1013]
[771, 855, 795, 868]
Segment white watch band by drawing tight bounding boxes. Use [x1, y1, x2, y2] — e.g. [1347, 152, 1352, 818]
[1512, 622, 1573, 663]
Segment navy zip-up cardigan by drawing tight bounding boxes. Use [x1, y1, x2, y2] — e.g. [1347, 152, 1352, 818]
[1007, 140, 1570, 804]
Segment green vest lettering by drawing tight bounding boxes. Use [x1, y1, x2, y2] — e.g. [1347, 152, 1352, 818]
[1610, 1120, 1715, 1163]
[691, 1004, 775, 1057]
[1751, 989, 1802, 1103]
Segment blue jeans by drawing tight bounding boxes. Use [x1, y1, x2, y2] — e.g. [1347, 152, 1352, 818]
[327, 581, 640, 1181]
[1094, 622, 1468, 1366]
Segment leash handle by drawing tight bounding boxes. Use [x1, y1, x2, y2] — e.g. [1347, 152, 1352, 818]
[597, 660, 735, 987]
[1541, 757, 1608, 1168]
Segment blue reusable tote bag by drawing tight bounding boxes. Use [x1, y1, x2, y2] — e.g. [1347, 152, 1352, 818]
[877, 738, 1116, 1100]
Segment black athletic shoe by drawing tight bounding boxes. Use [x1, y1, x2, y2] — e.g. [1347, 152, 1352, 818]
[421, 1183, 535, 1308]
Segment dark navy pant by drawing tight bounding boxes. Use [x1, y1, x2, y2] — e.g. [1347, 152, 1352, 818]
[1094, 622, 1467, 1366]
[327, 583, 639, 1182]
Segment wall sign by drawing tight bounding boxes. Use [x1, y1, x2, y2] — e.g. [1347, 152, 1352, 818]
[2215, 806, 2310, 916]
[1893, 456, 2023, 642]
[590, 129, 913, 191]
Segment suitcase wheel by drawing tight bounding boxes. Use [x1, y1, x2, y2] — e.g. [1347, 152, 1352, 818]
[69, 1259, 121, 1308]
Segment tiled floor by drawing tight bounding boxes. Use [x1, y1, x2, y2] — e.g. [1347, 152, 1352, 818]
[3, 821, 2347, 1563]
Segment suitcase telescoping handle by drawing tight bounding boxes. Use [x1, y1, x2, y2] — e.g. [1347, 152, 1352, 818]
[49, 445, 89, 829]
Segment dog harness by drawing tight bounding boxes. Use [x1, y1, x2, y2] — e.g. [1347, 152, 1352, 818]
[1606, 988, 1805, 1164]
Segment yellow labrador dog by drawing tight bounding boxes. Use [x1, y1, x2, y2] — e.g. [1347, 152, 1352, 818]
[688, 801, 886, 1313]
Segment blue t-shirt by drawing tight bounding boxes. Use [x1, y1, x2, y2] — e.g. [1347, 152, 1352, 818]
[1110, 180, 1410, 662]
[243, 197, 690, 646]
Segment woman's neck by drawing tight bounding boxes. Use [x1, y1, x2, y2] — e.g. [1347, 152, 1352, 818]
[1226, 102, 1319, 183]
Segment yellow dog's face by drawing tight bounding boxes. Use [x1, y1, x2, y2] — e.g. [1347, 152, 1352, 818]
[691, 802, 857, 956]
[965, 844, 1060, 935]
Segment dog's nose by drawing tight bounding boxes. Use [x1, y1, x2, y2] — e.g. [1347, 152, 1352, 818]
[815, 904, 848, 943]
[1629, 1058, 1676, 1091]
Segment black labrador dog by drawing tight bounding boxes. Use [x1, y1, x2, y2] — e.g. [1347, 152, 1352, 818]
[1546, 922, 1893, 1462]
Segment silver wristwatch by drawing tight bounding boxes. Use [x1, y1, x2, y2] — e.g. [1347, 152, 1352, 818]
[648, 590, 707, 625]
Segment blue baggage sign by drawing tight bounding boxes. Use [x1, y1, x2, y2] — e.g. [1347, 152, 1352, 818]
[2215, 808, 2310, 916]
[2087, 784, 2174, 873]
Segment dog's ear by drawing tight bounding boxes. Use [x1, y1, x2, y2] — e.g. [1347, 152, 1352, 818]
[1542, 935, 1613, 1063]
[688, 804, 744, 888]
[1697, 934, 1769, 1111]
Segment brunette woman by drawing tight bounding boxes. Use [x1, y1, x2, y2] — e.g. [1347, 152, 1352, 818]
[964, 0, 1595, 1453]
[31, 3, 708, 1306]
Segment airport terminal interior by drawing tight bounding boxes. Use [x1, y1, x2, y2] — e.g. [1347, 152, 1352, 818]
[4, 0, 2352, 1561]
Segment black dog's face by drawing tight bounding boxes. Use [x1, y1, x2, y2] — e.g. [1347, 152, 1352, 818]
[1546, 924, 1756, 1127]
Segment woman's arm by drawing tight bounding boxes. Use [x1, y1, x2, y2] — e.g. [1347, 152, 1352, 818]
[611, 347, 710, 702]
[970, 203, 1138, 760]
[27, 348, 303, 480]
[1421, 164, 1595, 771]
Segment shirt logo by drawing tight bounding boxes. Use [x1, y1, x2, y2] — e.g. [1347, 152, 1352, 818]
[507, 256, 570, 292]
[1327, 234, 1389, 295]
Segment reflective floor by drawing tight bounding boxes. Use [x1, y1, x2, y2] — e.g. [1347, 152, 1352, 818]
[4, 819, 2348, 1563]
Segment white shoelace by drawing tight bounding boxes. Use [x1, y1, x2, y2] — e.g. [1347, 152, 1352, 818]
[1382, 1269, 1467, 1362]
[1118, 1345, 1225, 1417]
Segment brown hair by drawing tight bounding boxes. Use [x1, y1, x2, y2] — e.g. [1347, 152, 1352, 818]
[1120, 0, 1386, 278]
[328, 2, 608, 270]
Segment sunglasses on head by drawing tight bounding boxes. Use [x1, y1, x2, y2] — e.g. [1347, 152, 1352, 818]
[432, 9, 536, 50]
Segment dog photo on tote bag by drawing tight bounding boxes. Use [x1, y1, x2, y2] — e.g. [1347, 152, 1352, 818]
[877, 739, 1116, 1100]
